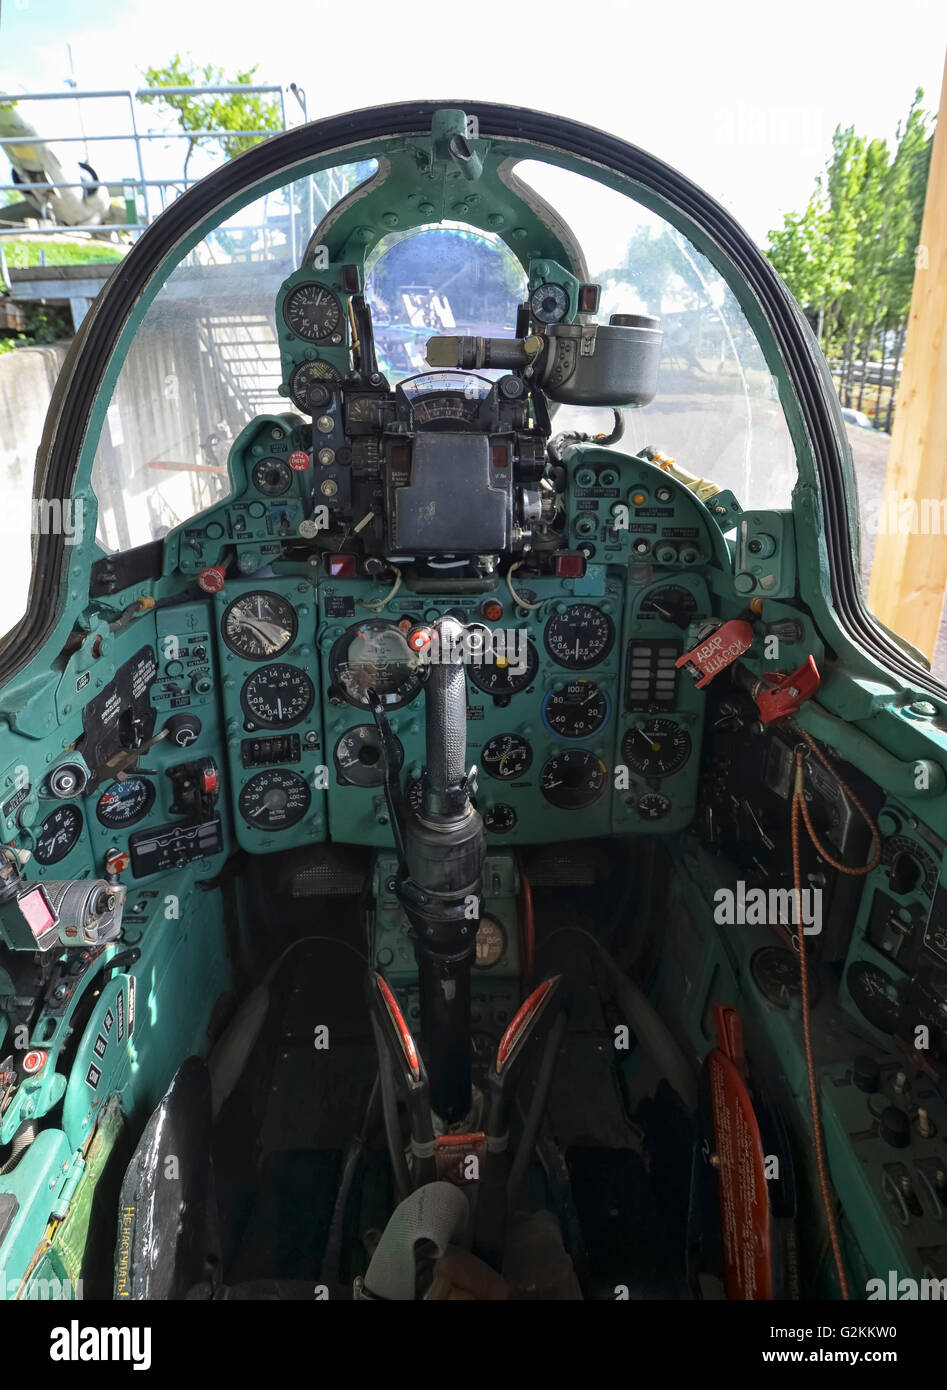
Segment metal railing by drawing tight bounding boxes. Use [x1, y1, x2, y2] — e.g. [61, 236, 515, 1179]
[0, 82, 306, 237]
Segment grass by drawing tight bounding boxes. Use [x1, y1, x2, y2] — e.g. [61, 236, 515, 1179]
[2, 238, 127, 269]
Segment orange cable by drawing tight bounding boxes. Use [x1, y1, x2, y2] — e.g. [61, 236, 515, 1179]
[789, 726, 882, 1300]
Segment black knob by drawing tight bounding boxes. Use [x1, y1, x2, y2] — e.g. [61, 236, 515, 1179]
[853, 1054, 880, 1093]
[164, 713, 202, 748]
[889, 851, 922, 896]
[880, 1106, 910, 1148]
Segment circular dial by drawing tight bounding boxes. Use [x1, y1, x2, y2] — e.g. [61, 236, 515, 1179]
[330, 621, 423, 710]
[484, 804, 517, 833]
[282, 283, 342, 342]
[222, 591, 297, 660]
[96, 775, 155, 828]
[540, 751, 607, 811]
[481, 734, 532, 781]
[467, 638, 538, 696]
[238, 769, 311, 830]
[241, 663, 315, 728]
[640, 584, 698, 623]
[252, 456, 293, 497]
[542, 682, 610, 739]
[529, 283, 569, 324]
[750, 946, 821, 1010]
[288, 359, 342, 413]
[334, 725, 403, 788]
[883, 834, 938, 898]
[846, 960, 902, 1033]
[475, 916, 506, 969]
[637, 791, 671, 821]
[34, 804, 83, 865]
[621, 720, 691, 779]
[544, 605, 615, 670]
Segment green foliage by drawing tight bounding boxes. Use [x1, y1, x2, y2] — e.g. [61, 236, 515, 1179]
[765, 90, 933, 381]
[140, 56, 283, 177]
[2, 240, 125, 269]
[21, 305, 72, 343]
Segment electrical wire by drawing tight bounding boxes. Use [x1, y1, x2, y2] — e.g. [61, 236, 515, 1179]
[789, 726, 882, 1301]
[506, 560, 543, 611]
[358, 563, 402, 612]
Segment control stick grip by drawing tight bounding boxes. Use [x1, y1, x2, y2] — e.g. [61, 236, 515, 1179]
[421, 617, 469, 814]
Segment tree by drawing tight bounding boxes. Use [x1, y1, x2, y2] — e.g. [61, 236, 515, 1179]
[764, 93, 933, 427]
[140, 56, 284, 179]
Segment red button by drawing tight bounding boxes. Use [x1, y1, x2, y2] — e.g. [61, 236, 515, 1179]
[555, 553, 585, 578]
[22, 1049, 47, 1076]
[198, 566, 227, 594]
[289, 450, 310, 471]
[328, 555, 356, 578]
[481, 599, 504, 622]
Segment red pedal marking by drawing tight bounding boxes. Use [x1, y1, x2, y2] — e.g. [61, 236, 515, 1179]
[496, 976, 557, 1073]
[375, 974, 420, 1074]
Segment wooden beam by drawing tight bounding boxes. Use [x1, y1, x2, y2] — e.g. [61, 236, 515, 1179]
[868, 52, 947, 659]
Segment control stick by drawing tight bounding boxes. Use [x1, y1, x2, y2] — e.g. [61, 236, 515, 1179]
[369, 615, 485, 1123]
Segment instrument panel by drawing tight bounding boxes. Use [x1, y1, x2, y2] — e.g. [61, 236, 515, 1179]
[208, 572, 707, 852]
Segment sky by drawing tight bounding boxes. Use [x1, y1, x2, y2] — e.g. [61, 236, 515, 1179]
[0, 0, 944, 244]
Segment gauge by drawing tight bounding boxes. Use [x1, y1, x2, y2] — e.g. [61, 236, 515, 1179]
[637, 792, 671, 821]
[241, 663, 315, 728]
[641, 584, 699, 624]
[846, 960, 902, 1033]
[621, 720, 691, 779]
[475, 915, 506, 969]
[400, 371, 492, 400]
[544, 605, 615, 670]
[334, 725, 403, 788]
[251, 456, 293, 497]
[238, 769, 311, 830]
[540, 751, 607, 811]
[96, 776, 156, 828]
[467, 638, 539, 697]
[484, 804, 517, 833]
[542, 682, 610, 739]
[222, 591, 298, 660]
[529, 283, 569, 324]
[750, 946, 821, 1010]
[329, 620, 423, 710]
[288, 359, 343, 413]
[481, 734, 532, 781]
[282, 283, 343, 342]
[34, 804, 84, 865]
[882, 834, 938, 898]
[411, 394, 480, 428]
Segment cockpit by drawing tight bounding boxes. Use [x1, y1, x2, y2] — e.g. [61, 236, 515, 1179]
[1, 103, 945, 1305]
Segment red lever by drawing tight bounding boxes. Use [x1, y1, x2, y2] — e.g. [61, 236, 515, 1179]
[676, 619, 754, 688]
[753, 656, 820, 726]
